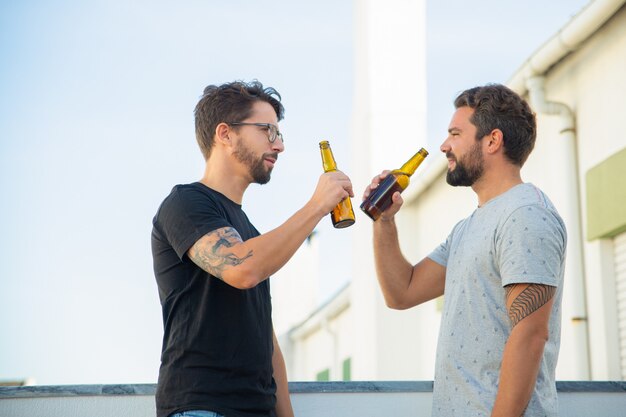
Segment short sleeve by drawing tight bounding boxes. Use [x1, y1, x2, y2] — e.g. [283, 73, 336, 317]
[155, 186, 232, 260]
[496, 205, 567, 287]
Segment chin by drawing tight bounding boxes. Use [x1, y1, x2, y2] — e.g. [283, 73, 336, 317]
[254, 174, 272, 185]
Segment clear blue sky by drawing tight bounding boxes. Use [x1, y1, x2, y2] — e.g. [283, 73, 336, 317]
[0, 0, 588, 385]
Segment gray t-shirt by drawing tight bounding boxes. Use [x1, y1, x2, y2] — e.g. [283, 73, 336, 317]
[428, 183, 566, 417]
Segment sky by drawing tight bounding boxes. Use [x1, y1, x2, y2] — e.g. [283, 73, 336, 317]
[0, 0, 589, 385]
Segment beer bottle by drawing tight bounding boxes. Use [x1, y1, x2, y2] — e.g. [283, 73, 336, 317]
[360, 148, 429, 221]
[319, 140, 355, 229]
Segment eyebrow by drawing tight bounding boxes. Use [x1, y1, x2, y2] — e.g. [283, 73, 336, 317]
[448, 127, 461, 134]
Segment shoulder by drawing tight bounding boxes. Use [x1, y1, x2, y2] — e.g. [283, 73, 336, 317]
[496, 205, 567, 260]
[505, 183, 558, 212]
[172, 182, 217, 200]
[154, 183, 228, 229]
[163, 183, 225, 210]
[489, 185, 565, 250]
[495, 184, 563, 228]
[510, 184, 564, 227]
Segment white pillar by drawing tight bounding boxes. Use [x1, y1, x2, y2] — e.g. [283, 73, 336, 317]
[351, 0, 427, 380]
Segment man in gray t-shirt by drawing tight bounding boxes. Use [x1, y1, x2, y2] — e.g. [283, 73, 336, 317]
[363, 84, 566, 416]
[429, 183, 565, 416]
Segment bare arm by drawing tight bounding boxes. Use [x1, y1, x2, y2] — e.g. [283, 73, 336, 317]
[373, 216, 446, 309]
[366, 172, 446, 310]
[272, 331, 294, 417]
[188, 171, 353, 289]
[491, 283, 556, 417]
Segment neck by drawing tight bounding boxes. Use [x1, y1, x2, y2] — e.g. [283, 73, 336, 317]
[199, 155, 249, 204]
[472, 164, 523, 207]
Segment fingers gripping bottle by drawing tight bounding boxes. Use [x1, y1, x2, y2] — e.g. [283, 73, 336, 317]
[319, 140, 356, 229]
[360, 148, 429, 221]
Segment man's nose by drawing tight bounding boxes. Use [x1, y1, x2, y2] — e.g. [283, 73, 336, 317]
[273, 139, 285, 153]
[440, 138, 450, 153]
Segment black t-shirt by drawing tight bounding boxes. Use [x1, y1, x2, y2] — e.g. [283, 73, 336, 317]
[151, 182, 275, 417]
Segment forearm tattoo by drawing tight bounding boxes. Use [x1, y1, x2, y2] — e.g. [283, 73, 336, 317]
[188, 227, 253, 279]
[506, 284, 555, 327]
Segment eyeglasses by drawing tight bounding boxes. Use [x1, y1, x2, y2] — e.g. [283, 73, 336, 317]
[227, 122, 284, 143]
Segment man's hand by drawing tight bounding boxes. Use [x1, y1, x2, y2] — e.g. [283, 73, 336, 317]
[309, 170, 354, 215]
[362, 171, 404, 221]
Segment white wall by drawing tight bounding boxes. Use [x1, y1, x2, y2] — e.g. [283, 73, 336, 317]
[271, 235, 320, 336]
[296, 313, 353, 381]
[521, 5, 626, 380]
[287, 288, 352, 381]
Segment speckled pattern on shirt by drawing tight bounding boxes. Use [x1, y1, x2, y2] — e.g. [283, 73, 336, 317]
[428, 183, 566, 417]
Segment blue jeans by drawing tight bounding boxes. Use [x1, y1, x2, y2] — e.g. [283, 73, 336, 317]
[169, 411, 223, 417]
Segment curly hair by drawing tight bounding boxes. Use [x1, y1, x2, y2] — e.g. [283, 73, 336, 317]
[194, 80, 285, 160]
[454, 84, 536, 166]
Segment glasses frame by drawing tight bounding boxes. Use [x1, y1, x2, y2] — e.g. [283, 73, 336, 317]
[227, 122, 284, 144]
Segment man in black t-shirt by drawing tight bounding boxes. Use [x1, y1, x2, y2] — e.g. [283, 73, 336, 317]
[151, 80, 354, 417]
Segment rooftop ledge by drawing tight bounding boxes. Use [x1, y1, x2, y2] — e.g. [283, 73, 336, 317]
[1, 381, 625, 417]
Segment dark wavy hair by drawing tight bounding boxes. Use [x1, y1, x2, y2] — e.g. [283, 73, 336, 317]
[194, 80, 284, 160]
[454, 84, 536, 166]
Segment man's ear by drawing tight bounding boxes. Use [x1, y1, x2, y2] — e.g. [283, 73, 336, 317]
[486, 129, 504, 154]
[215, 122, 232, 147]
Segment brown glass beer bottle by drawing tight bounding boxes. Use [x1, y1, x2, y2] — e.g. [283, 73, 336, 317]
[360, 148, 429, 221]
[319, 140, 356, 229]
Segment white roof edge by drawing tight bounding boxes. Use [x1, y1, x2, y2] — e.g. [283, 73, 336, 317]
[288, 283, 351, 340]
[508, 0, 626, 95]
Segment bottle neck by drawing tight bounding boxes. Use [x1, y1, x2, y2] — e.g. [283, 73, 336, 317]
[319, 143, 338, 172]
[398, 148, 428, 176]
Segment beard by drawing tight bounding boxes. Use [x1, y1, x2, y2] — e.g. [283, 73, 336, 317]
[233, 140, 276, 185]
[446, 141, 484, 187]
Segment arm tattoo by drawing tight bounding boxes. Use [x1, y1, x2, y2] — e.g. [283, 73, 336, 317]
[506, 284, 555, 327]
[188, 227, 253, 280]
